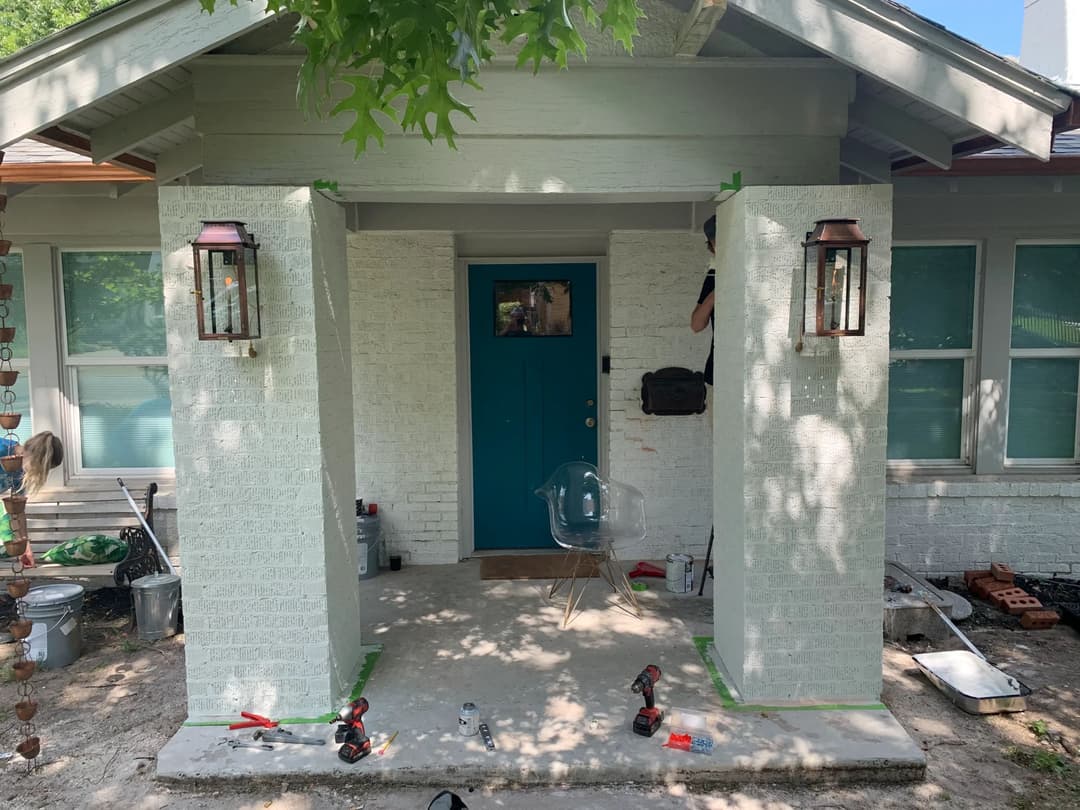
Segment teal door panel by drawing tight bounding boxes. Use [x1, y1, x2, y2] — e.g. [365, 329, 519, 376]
[469, 263, 598, 550]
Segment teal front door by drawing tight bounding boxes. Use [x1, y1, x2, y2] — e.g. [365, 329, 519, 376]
[469, 263, 598, 550]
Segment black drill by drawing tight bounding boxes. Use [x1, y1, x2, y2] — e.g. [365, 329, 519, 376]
[630, 665, 663, 737]
[332, 697, 372, 763]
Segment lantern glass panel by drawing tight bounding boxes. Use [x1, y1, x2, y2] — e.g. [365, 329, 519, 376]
[244, 246, 260, 338]
[822, 247, 851, 332]
[198, 247, 244, 337]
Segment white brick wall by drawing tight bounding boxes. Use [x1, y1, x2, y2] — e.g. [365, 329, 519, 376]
[712, 185, 893, 704]
[607, 232, 714, 559]
[347, 232, 459, 565]
[158, 186, 362, 720]
[887, 482, 1080, 576]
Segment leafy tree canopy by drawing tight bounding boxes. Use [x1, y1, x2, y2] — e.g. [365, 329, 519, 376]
[203, 0, 645, 155]
[0, 0, 118, 58]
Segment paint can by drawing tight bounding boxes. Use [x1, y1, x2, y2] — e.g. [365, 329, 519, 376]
[458, 702, 480, 736]
[665, 553, 694, 594]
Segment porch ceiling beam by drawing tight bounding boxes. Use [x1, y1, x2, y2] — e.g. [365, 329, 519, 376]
[90, 84, 195, 165]
[33, 126, 156, 176]
[839, 137, 891, 183]
[728, 0, 1071, 160]
[849, 92, 953, 169]
[0, 0, 275, 150]
[156, 136, 203, 185]
[675, 0, 728, 57]
[0, 183, 36, 199]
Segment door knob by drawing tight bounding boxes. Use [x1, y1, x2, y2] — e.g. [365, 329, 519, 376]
[585, 417, 596, 428]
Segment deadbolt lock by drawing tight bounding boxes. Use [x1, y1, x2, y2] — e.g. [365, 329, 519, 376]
[586, 399, 595, 406]
[585, 417, 596, 428]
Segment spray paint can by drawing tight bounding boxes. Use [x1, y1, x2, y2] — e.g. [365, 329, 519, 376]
[458, 702, 480, 736]
[666, 553, 694, 594]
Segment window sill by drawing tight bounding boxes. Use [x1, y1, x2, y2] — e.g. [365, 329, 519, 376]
[887, 475, 1080, 499]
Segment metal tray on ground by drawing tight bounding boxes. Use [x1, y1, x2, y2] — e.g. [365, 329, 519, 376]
[913, 650, 1031, 715]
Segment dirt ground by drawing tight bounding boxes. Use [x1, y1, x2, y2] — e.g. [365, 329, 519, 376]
[0, 585, 1077, 810]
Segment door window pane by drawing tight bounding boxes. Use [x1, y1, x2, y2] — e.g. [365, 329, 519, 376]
[1007, 359, 1078, 459]
[1012, 245, 1080, 349]
[62, 252, 166, 357]
[890, 246, 977, 350]
[76, 366, 173, 468]
[887, 359, 965, 460]
[494, 280, 571, 336]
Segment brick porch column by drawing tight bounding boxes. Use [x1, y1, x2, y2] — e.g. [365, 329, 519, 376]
[711, 185, 892, 704]
[158, 186, 363, 720]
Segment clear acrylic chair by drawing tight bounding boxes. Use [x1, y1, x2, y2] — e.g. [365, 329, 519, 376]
[534, 461, 646, 627]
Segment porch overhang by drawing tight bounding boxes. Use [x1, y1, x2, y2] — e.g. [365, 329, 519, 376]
[728, 0, 1075, 161]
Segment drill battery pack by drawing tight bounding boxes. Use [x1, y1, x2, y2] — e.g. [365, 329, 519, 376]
[633, 707, 663, 737]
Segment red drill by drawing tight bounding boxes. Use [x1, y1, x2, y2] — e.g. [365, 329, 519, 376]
[630, 665, 663, 737]
[332, 697, 372, 763]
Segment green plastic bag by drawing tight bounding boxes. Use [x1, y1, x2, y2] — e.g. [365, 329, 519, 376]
[40, 534, 128, 566]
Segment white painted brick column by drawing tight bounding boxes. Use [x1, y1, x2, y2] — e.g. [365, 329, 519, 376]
[158, 186, 364, 721]
[712, 185, 892, 704]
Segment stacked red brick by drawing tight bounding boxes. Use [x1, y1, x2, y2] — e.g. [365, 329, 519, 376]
[964, 563, 1060, 630]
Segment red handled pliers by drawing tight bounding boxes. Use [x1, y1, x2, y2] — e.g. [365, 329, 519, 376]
[228, 712, 278, 730]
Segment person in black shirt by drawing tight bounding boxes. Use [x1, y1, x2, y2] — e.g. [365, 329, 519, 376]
[690, 215, 717, 385]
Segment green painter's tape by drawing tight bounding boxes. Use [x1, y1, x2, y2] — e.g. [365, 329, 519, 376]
[184, 644, 384, 727]
[693, 637, 886, 713]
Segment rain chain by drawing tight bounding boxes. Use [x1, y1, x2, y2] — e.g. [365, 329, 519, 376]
[0, 150, 40, 770]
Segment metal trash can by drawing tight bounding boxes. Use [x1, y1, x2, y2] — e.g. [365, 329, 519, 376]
[357, 512, 382, 580]
[23, 583, 85, 669]
[131, 573, 182, 640]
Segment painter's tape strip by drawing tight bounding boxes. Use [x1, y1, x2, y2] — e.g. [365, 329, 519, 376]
[184, 644, 384, 727]
[692, 637, 886, 713]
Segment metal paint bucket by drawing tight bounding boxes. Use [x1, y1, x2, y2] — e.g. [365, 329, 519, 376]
[357, 513, 382, 580]
[665, 553, 694, 594]
[132, 573, 182, 640]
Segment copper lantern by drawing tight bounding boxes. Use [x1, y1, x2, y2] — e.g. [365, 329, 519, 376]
[191, 221, 261, 341]
[802, 218, 870, 337]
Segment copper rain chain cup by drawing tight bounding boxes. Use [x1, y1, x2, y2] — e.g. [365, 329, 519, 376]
[12, 661, 36, 682]
[7, 578, 30, 598]
[3, 538, 27, 557]
[9, 619, 32, 640]
[0, 369, 19, 386]
[1, 452, 22, 471]
[0, 412, 21, 430]
[16, 737, 40, 760]
[15, 699, 38, 722]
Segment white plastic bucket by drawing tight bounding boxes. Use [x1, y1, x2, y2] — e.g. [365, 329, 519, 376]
[666, 553, 694, 594]
[22, 583, 85, 668]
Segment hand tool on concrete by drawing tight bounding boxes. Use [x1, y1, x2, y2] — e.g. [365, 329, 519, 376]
[332, 697, 372, 763]
[628, 562, 666, 579]
[478, 723, 496, 752]
[254, 728, 326, 745]
[229, 711, 278, 730]
[630, 664, 663, 737]
[377, 730, 399, 755]
[220, 738, 274, 751]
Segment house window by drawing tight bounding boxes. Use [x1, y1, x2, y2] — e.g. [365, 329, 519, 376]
[60, 251, 173, 472]
[1007, 244, 1080, 463]
[2, 252, 32, 444]
[887, 245, 978, 463]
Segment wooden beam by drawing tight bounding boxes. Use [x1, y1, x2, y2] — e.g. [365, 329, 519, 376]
[849, 92, 953, 169]
[0, 0, 274, 150]
[0, 162, 152, 183]
[676, 0, 728, 57]
[839, 137, 892, 183]
[891, 133, 1001, 172]
[156, 137, 203, 185]
[729, 0, 1068, 160]
[90, 84, 194, 164]
[33, 127, 156, 176]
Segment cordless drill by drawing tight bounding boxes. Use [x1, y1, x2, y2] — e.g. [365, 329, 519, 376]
[630, 665, 663, 737]
[332, 697, 372, 763]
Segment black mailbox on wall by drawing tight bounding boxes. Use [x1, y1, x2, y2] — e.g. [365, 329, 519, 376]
[641, 367, 707, 415]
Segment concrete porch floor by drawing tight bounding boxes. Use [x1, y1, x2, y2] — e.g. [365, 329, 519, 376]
[157, 559, 924, 787]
